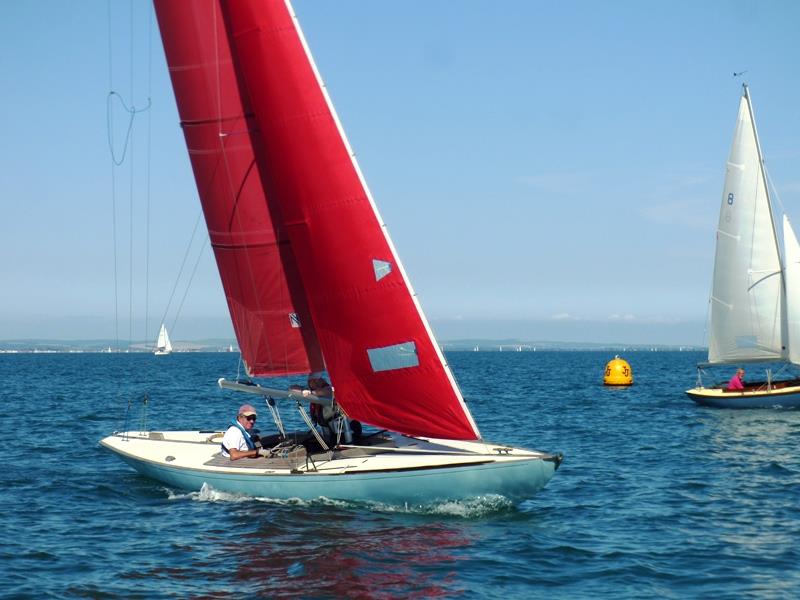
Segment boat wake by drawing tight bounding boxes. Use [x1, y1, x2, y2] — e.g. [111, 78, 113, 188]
[369, 494, 516, 518]
[170, 483, 516, 517]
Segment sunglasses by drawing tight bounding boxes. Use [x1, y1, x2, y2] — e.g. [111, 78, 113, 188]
[242, 415, 257, 422]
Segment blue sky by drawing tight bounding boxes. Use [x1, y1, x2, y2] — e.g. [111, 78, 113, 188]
[1, 1, 799, 345]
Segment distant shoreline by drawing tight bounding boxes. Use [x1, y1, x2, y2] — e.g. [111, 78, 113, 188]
[0, 340, 706, 354]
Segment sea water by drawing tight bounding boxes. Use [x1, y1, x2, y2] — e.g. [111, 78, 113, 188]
[1, 350, 799, 598]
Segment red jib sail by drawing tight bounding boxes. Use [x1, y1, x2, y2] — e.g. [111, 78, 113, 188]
[156, 0, 479, 440]
[154, 1, 323, 377]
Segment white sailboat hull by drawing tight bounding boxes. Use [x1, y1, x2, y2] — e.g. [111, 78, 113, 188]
[100, 431, 561, 503]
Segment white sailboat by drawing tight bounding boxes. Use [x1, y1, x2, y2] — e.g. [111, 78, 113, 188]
[686, 84, 800, 408]
[100, 0, 561, 503]
[154, 324, 172, 356]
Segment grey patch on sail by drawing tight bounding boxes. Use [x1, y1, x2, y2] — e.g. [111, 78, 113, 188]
[367, 342, 419, 372]
[289, 313, 301, 328]
[735, 336, 758, 348]
[373, 259, 392, 282]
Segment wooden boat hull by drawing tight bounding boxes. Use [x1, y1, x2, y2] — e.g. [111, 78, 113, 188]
[686, 383, 800, 409]
[100, 431, 561, 504]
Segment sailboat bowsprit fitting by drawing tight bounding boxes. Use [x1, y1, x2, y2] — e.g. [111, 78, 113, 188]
[100, 0, 561, 503]
[686, 84, 800, 409]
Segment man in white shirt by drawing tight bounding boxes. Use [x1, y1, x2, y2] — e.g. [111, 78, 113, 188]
[221, 404, 264, 460]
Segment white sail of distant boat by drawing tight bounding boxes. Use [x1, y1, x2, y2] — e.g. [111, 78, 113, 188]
[154, 324, 172, 356]
[687, 84, 800, 408]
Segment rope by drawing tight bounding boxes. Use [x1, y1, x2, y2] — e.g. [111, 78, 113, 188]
[106, 92, 151, 167]
[265, 397, 286, 438]
[296, 400, 330, 452]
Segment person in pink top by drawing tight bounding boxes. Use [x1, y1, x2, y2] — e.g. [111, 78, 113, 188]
[727, 368, 745, 391]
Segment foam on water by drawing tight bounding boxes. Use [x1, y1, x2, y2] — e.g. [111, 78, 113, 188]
[363, 494, 515, 517]
[181, 482, 513, 518]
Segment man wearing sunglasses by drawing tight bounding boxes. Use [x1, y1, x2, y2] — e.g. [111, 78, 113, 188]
[221, 404, 267, 460]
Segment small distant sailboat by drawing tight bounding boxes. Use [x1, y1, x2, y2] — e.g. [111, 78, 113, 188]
[686, 84, 800, 408]
[154, 324, 173, 356]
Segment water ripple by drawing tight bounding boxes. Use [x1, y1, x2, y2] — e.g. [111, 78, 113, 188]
[3, 351, 800, 598]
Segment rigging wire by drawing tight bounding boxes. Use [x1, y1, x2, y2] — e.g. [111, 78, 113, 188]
[106, 0, 153, 429]
[107, 3, 119, 353]
[170, 237, 209, 342]
[127, 0, 134, 355]
[765, 164, 787, 222]
[144, 1, 153, 357]
[156, 211, 206, 344]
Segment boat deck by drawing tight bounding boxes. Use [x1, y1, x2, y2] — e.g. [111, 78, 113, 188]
[703, 378, 800, 394]
[202, 430, 442, 470]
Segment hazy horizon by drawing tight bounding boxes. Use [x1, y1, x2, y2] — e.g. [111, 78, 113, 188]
[0, 314, 706, 347]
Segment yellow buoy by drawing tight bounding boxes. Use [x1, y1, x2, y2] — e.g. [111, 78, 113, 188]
[604, 355, 633, 386]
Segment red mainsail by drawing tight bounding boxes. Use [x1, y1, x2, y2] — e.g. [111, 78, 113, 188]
[154, 1, 323, 377]
[155, 0, 479, 440]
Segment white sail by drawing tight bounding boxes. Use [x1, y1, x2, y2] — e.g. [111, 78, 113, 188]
[155, 324, 172, 355]
[784, 216, 800, 365]
[707, 87, 785, 364]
